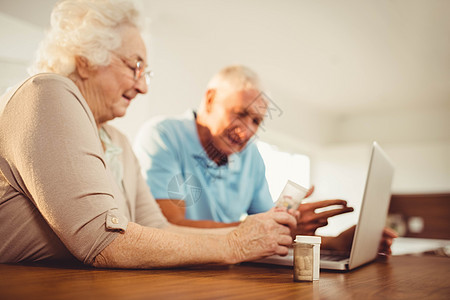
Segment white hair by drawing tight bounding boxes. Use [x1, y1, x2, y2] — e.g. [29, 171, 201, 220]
[206, 65, 262, 95]
[198, 65, 263, 114]
[29, 0, 143, 76]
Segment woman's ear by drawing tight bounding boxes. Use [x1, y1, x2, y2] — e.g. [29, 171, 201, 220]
[74, 56, 91, 79]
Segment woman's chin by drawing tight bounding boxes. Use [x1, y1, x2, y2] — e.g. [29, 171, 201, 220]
[112, 109, 128, 120]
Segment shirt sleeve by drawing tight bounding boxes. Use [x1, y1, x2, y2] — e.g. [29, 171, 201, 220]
[134, 119, 185, 200]
[247, 147, 275, 214]
[2, 75, 128, 264]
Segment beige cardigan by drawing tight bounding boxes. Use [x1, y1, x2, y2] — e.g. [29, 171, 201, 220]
[0, 73, 168, 264]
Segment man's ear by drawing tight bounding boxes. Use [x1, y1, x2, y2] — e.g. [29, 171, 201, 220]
[74, 56, 91, 79]
[204, 89, 216, 113]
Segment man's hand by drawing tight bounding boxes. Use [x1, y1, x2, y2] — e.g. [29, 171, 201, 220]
[322, 226, 398, 257]
[294, 185, 354, 235]
[296, 199, 354, 235]
[378, 227, 398, 257]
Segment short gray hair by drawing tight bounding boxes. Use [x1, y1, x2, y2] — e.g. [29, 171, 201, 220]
[206, 65, 262, 95]
[30, 0, 143, 76]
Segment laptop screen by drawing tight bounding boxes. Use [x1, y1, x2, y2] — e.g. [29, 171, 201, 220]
[347, 142, 394, 269]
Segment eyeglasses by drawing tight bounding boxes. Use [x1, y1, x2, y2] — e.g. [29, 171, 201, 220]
[113, 53, 153, 85]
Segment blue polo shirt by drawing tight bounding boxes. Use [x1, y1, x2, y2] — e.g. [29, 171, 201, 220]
[133, 111, 274, 223]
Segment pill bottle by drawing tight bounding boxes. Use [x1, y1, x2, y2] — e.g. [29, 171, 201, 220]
[293, 236, 321, 282]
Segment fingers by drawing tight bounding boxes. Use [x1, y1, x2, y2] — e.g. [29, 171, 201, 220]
[287, 208, 300, 220]
[315, 219, 328, 228]
[265, 214, 294, 256]
[378, 227, 396, 255]
[299, 222, 327, 236]
[275, 245, 290, 256]
[301, 206, 353, 224]
[378, 240, 392, 256]
[272, 210, 297, 232]
[278, 233, 293, 246]
[304, 185, 315, 198]
[378, 227, 397, 257]
[304, 199, 350, 209]
[273, 206, 287, 213]
[314, 206, 354, 220]
[273, 206, 300, 220]
[383, 227, 398, 238]
[276, 223, 291, 236]
[274, 235, 294, 256]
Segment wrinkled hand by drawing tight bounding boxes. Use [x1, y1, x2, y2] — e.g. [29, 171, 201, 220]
[296, 187, 354, 235]
[226, 207, 297, 264]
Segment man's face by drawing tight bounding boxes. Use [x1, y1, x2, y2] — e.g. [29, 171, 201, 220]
[206, 88, 267, 156]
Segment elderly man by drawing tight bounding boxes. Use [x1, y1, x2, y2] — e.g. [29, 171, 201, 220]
[134, 65, 354, 235]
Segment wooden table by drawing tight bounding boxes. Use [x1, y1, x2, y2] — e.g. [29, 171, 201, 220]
[1, 255, 449, 299]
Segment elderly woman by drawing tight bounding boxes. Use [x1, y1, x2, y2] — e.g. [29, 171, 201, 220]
[0, 0, 297, 267]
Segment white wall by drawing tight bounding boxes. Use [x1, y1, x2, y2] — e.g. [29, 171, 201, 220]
[0, 13, 43, 63]
[333, 106, 450, 144]
[0, 13, 44, 94]
[324, 104, 450, 194]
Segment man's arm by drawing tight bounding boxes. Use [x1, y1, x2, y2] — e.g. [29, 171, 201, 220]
[157, 199, 240, 228]
[158, 197, 354, 231]
[321, 226, 398, 256]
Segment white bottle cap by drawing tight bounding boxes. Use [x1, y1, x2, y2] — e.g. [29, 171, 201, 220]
[295, 235, 321, 244]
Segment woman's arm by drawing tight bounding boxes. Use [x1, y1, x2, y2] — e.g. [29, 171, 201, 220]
[93, 209, 297, 269]
[93, 222, 231, 268]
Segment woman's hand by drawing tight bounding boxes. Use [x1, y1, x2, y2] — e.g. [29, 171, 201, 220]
[226, 208, 297, 263]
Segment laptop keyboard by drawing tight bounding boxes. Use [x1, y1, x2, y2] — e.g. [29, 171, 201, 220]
[320, 253, 349, 261]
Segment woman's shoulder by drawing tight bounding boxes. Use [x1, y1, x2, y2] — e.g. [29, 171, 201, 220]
[25, 73, 78, 91]
[2, 73, 75, 103]
[11, 73, 96, 129]
[6, 73, 80, 102]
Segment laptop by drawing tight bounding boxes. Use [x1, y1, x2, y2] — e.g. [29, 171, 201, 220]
[254, 141, 395, 271]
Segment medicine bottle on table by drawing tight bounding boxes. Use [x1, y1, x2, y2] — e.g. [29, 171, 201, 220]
[293, 236, 321, 282]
